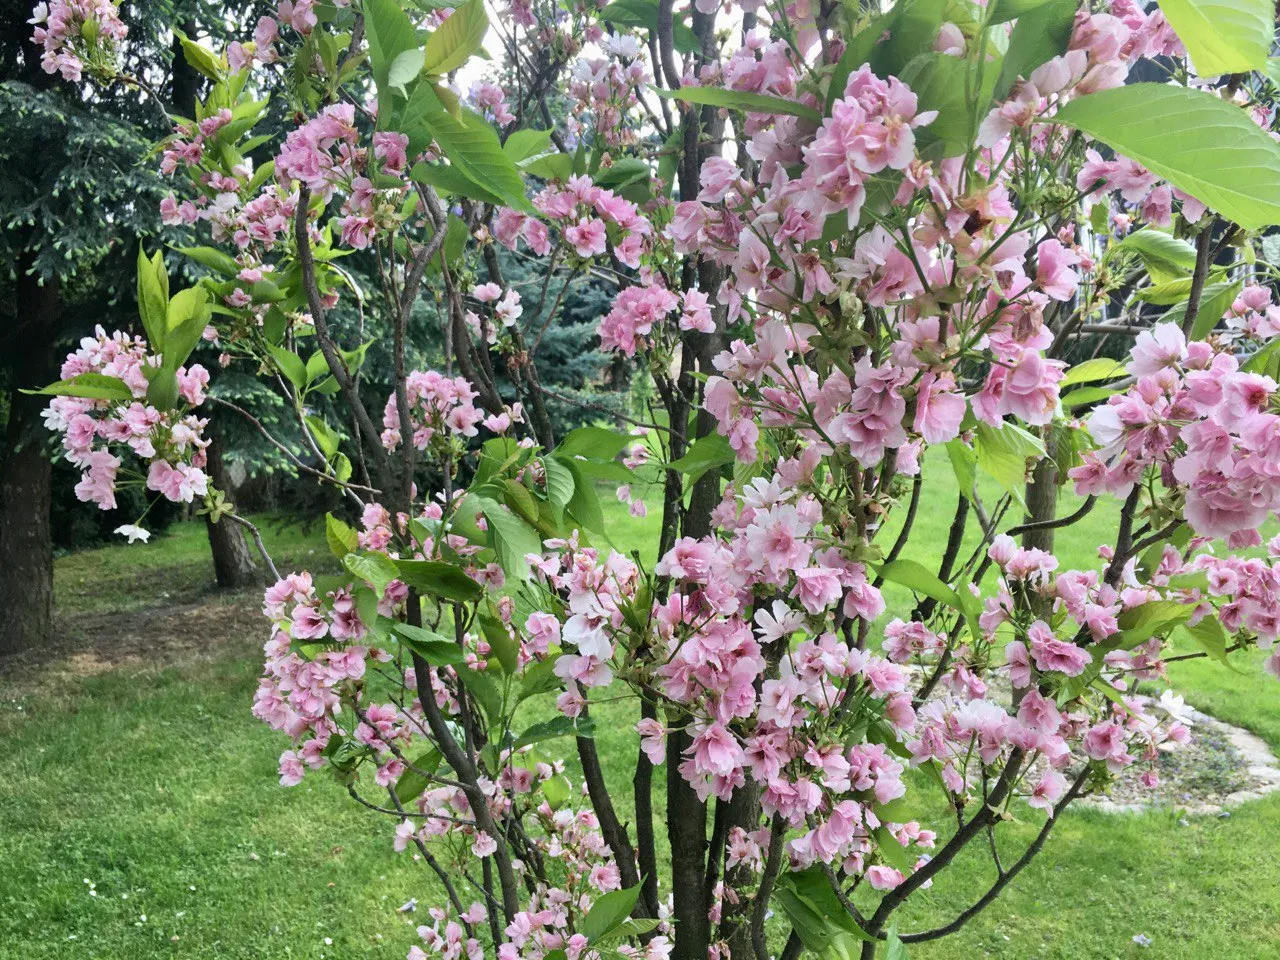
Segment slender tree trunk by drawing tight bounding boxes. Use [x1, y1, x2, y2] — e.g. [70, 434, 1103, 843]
[171, 27, 258, 589]
[203, 433, 259, 587]
[0, 261, 58, 655]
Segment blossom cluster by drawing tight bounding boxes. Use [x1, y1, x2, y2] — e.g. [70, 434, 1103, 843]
[28, 0, 126, 82]
[1074, 322, 1280, 543]
[381, 370, 487, 452]
[43, 327, 211, 514]
[494, 174, 653, 267]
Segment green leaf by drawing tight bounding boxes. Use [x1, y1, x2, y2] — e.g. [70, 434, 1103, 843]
[1136, 276, 1201, 305]
[1051, 84, 1280, 231]
[519, 657, 562, 701]
[163, 285, 212, 370]
[175, 29, 225, 81]
[28, 373, 133, 402]
[1061, 357, 1125, 387]
[424, 0, 489, 75]
[884, 926, 910, 960]
[343, 551, 400, 596]
[582, 883, 643, 943]
[555, 426, 633, 461]
[775, 866, 874, 960]
[600, 0, 699, 54]
[1187, 281, 1242, 340]
[876, 559, 961, 609]
[305, 415, 339, 459]
[399, 84, 535, 214]
[991, 0, 1076, 101]
[513, 715, 596, 750]
[901, 51, 999, 157]
[523, 152, 573, 181]
[945, 437, 977, 503]
[665, 432, 735, 483]
[543, 456, 576, 508]
[388, 47, 425, 96]
[410, 159, 504, 203]
[478, 497, 543, 576]
[874, 826, 917, 872]
[985, 0, 1058, 22]
[655, 86, 822, 122]
[144, 367, 180, 410]
[305, 350, 330, 384]
[478, 612, 519, 673]
[267, 343, 307, 390]
[1117, 600, 1195, 646]
[1061, 384, 1122, 410]
[136, 246, 169, 352]
[562, 459, 606, 534]
[457, 666, 503, 724]
[394, 747, 443, 804]
[1115, 229, 1198, 276]
[504, 128, 553, 163]
[366, 0, 420, 107]
[1158, 0, 1273, 76]
[392, 622, 464, 665]
[593, 158, 652, 191]
[541, 772, 571, 809]
[396, 559, 483, 603]
[325, 513, 359, 558]
[1181, 615, 1231, 667]
[974, 421, 1045, 509]
[175, 245, 241, 277]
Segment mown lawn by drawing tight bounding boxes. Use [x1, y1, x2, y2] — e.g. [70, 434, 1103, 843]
[3, 470, 1280, 959]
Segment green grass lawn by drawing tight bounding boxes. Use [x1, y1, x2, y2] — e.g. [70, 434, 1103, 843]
[3, 475, 1280, 959]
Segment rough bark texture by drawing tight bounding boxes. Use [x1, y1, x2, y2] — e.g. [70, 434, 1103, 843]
[1021, 436, 1059, 554]
[0, 261, 58, 655]
[202, 434, 260, 588]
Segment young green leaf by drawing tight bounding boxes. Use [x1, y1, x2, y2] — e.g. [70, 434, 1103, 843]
[423, 0, 489, 75]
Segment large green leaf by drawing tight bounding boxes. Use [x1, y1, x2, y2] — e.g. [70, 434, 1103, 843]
[392, 622, 465, 665]
[974, 420, 1045, 509]
[1158, 0, 1273, 76]
[477, 496, 543, 576]
[899, 52, 999, 157]
[991, 0, 1077, 100]
[562, 459, 606, 534]
[395, 558, 484, 603]
[28, 373, 134, 402]
[136, 246, 169, 352]
[366, 0, 420, 107]
[875, 559, 961, 609]
[775, 866, 874, 960]
[665, 432, 734, 483]
[399, 84, 535, 214]
[409, 159, 505, 205]
[555, 426, 633, 461]
[582, 883, 643, 943]
[503, 128, 554, 163]
[343, 551, 400, 596]
[655, 86, 822, 122]
[423, 0, 489, 75]
[1051, 84, 1280, 231]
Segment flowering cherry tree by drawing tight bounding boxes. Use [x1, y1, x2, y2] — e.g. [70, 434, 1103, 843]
[30, 0, 1280, 956]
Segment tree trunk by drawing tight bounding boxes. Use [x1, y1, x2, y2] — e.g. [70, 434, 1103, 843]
[0, 263, 58, 655]
[203, 436, 259, 588]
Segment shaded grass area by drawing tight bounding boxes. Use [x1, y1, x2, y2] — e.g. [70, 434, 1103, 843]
[3, 476, 1280, 958]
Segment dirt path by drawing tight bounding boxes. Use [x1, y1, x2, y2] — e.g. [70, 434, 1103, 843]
[0, 586, 264, 698]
